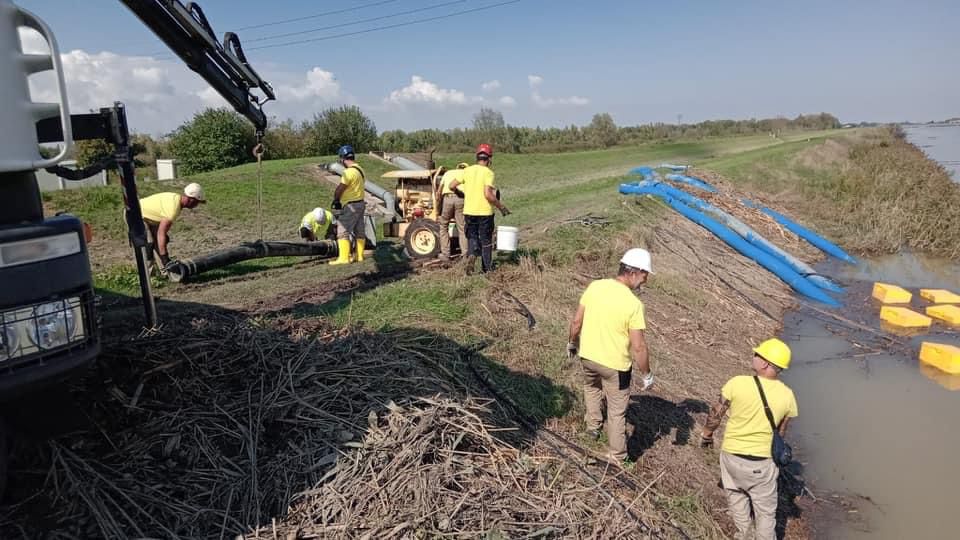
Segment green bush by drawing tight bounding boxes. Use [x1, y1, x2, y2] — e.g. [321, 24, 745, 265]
[168, 108, 255, 174]
[306, 105, 377, 156]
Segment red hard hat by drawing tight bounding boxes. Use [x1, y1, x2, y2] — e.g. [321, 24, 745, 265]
[476, 143, 493, 157]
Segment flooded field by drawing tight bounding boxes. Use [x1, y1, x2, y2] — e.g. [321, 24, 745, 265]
[784, 253, 960, 539]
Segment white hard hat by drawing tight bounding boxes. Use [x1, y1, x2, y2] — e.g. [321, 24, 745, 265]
[184, 182, 206, 202]
[312, 207, 327, 224]
[621, 248, 653, 273]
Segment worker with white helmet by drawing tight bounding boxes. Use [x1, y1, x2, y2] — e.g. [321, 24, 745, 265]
[299, 207, 336, 242]
[567, 248, 654, 464]
[137, 182, 206, 272]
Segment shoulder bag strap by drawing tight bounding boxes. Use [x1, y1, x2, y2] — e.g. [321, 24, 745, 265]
[347, 164, 365, 180]
[753, 376, 778, 434]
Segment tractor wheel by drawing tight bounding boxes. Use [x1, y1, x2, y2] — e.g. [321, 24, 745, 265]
[403, 219, 441, 259]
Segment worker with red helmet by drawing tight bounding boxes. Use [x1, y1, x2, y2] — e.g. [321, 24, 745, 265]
[449, 144, 510, 273]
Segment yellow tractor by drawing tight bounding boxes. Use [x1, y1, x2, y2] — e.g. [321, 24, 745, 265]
[380, 167, 461, 260]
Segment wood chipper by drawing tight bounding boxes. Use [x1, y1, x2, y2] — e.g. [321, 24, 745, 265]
[379, 167, 464, 260]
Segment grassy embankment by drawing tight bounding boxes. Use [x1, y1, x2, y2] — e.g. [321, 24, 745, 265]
[700, 127, 960, 258]
[46, 129, 839, 297]
[50, 127, 927, 536]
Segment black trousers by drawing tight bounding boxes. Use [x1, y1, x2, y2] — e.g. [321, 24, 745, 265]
[465, 214, 495, 272]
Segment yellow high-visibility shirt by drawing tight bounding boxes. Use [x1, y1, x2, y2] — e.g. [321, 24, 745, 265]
[578, 279, 646, 371]
[721, 375, 798, 458]
[301, 209, 333, 238]
[340, 164, 366, 204]
[440, 169, 464, 196]
[460, 164, 495, 216]
[139, 192, 182, 224]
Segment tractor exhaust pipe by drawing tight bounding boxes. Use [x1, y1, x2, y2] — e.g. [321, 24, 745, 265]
[167, 240, 338, 282]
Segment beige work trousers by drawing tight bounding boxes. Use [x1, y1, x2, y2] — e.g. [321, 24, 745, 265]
[337, 201, 365, 241]
[438, 195, 465, 257]
[581, 358, 631, 461]
[719, 451, 778, 540]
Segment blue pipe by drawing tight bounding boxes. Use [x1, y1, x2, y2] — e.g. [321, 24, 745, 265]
[619, 183, 841, 306]
[741, 200, 858, 265]
[633, 181, 843, 293]
[629, 166, 655, 180]
[665, 174, 718, 193]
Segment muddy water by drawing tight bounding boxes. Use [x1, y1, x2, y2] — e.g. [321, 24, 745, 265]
[783, 253, 960, 539]
[903, 123, 960, 180]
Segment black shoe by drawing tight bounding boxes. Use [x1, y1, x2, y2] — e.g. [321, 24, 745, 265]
[585, 428, 602, 441]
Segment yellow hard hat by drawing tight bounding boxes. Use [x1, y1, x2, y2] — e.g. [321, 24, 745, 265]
[457, 162, 469, 169]
[753, 338, 791, 369]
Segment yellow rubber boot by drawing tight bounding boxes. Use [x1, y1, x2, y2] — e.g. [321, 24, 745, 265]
[329, 239, 352, 265]
[356, 238, 366, 262]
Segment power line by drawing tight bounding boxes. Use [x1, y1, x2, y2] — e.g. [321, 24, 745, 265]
[247, 0, 524, 52]
[234, 0, 402, 31]
[247, 0, 467, 43]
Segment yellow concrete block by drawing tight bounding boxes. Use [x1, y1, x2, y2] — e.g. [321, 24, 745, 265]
[872, 282, 912, 304]
[919, 342, 960, 375]
[926, 305, 960, 326]
[880, 306, 932, 328]
[920, 363, 960, 391]
[919, 289, 960, 304]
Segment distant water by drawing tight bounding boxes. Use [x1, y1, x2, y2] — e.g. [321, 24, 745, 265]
[902, 123, 960, 180]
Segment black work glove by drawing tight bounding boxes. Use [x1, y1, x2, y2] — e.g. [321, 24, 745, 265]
[454, 187, 465, 198]
[332, 199, 343, 211]
[159, 253, 171, 266]
[499, 206, 512, 217]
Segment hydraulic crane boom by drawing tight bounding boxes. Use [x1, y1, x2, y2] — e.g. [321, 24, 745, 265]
[119, 0, 275, 133]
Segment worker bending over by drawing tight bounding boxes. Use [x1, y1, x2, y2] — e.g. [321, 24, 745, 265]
[449, 144, 510, 274]
[436, 162, 468, 261]
[299, 207, 335, 242]
[137, 182, 205, 272]
[568, 248, 655, 463]
[329, 145, 366, 265]
[701, 338, 798, 540]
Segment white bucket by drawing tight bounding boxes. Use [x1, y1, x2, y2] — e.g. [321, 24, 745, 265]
[496, 226, 519, 251]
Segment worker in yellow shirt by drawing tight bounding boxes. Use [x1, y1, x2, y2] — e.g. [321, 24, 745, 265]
[700, 338, 798, 540]
[329, 145, 366, 265]
[567, 248, 654, 463]
[299, 207, 336, 242]
[137, 182, 205, 270]
[448, 144, 510, 274]
[435, 162, 469, 261]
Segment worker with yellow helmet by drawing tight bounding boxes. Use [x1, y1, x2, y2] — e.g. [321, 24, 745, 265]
[436, 162, 469, 260]
[700, 338, 798, 540]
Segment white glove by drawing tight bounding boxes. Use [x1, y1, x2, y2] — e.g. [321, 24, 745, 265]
[566, 341, 578, 360]
[641, 372, 655, 391]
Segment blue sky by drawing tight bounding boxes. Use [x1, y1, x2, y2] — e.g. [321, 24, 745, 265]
[17, 0, 960, 135]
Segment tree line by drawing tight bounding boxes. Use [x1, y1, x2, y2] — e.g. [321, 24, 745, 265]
[73, 106, 840, 176]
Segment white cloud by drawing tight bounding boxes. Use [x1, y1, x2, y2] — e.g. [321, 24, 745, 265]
[18, 27, 347, 135]
[527, 74, 589, 108]
[385, 76, 481, 108]
[499, 96, 517, 107]
[280, 67, 340, 101]
[481, 80, 501, 92]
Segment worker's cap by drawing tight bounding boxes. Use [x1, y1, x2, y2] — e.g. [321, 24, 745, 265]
[620, 248, 653, 274]
[312, 207, 328, 224]
[184, 183, 206, 203]
[753, 338, 791, 370]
